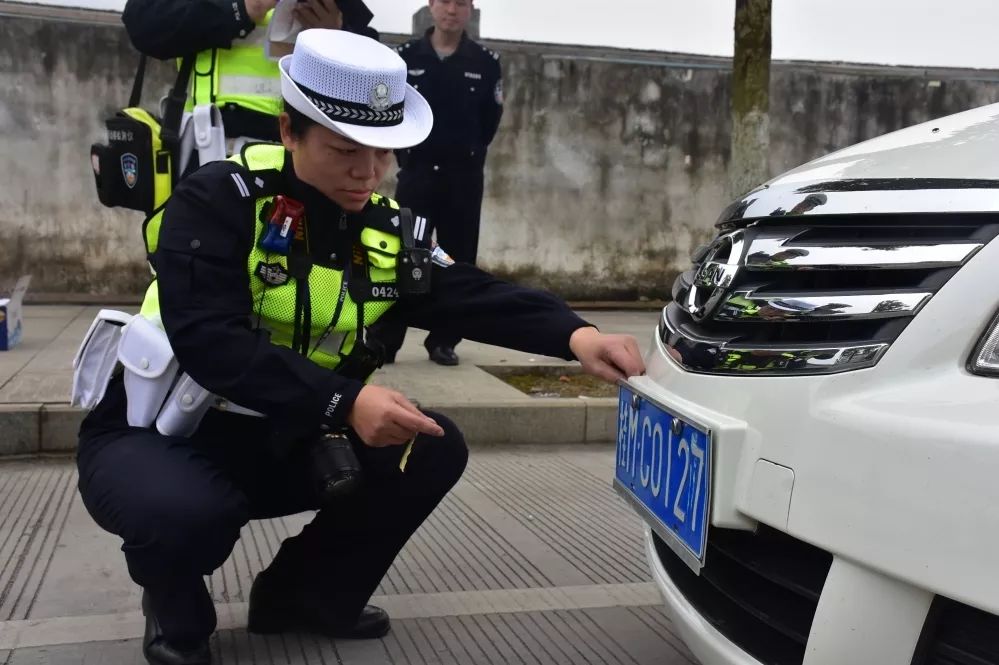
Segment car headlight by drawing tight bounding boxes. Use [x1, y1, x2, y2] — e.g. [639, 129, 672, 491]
[969, 314, 999, 376]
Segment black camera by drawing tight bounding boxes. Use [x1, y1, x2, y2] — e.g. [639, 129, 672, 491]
[397, 208, 433, 295]
[303, 337, 386, 504]
[308, 432, 362, 506]
[397, 247, 432, 295]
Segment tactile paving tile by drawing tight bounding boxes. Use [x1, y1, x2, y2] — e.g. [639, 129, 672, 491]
[377, 491, 557, 595]
[0, 462, 77, 621]
[5, 608, 695, 665]
[206, 451, 572, 603]
[463, 450, 649, 585]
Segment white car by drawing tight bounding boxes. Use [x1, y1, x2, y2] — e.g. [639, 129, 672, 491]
[616, 102, 999, 665]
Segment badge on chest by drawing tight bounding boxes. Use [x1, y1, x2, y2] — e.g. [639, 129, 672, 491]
[255, 261, 290, 286]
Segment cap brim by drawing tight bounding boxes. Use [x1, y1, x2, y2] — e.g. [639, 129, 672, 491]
[279, 55, 432, 150]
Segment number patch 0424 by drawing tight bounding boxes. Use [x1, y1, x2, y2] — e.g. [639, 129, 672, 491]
[370, 285, 399, 300]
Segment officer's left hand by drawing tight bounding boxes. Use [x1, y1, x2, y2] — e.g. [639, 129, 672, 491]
[294, 0, 343, 29]
[569, 327, 645, 383]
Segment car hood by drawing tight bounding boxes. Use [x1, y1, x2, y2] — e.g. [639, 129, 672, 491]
[720, 102, 999, 226]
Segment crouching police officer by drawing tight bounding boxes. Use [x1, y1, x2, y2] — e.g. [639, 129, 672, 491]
[76, 30, 644, 665]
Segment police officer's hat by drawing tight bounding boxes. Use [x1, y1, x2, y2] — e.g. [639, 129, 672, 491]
[280, 30, 433, 149]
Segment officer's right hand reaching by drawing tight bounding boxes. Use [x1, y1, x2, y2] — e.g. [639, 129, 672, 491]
[348, 385, 445, 447]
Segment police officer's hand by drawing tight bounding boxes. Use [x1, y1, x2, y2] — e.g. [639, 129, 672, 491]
[294, 0, 343, 30]
[245, 0, 278, 23]
[347, 385, 445, 447]
[569, 327, 646, 383]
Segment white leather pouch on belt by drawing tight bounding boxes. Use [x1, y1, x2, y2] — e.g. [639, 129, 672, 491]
[117, 316, 179, 428]
[71, 309, 134, 410]
[156, 373, 214, 437]
[193, 104, 227, 165]
[177, 112, 197, 177]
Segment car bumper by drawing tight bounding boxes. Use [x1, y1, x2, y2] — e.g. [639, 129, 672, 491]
[643, 527, 762, 665]
[627, 233, 999, 662]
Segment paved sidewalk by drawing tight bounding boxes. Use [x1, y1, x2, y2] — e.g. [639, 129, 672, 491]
[0, 307, 660, 455]
[0, 444, 696, 665]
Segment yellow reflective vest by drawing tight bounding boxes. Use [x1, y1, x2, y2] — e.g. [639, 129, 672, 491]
[185, 12, 283, 118]
[141, 143, 403, 371]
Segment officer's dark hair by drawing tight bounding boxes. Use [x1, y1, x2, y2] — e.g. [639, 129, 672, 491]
[284, 102, 320, 138]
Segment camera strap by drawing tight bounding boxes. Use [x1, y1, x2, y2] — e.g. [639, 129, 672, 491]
[399, 207, 416, 250]
[309, 262, 351, 358]
[288, 219, 313, 355]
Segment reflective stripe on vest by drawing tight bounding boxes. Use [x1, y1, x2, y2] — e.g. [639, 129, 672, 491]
[185, 12, 283, 118]
[140, 144, 401, 372]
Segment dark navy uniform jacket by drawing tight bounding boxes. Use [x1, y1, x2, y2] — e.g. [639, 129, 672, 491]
[142, 157, 588, 444]
[394, 29, 503, 169]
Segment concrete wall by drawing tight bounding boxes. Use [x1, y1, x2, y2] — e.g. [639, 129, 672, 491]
[480, 46, 999, 299]
[3, 4, 999, 299]
[0, 4, 176, 297]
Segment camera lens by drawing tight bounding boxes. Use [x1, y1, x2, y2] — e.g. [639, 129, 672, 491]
[309, 433, 363, 505]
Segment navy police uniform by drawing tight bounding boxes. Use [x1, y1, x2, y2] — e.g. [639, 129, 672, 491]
[76, 152, 589, 650]
[371, 28, 503, 360]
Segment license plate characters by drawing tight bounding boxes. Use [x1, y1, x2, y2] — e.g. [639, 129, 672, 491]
[615, 384, 712, 571]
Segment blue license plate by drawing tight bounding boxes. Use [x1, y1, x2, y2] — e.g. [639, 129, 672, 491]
[615, 383, 712, 570]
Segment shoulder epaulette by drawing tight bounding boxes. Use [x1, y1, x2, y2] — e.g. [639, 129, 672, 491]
[476, 42, 500, 60]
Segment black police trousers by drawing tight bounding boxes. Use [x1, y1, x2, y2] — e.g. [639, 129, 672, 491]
[76, 376, 468, 644]
[371, 162, 485, 356]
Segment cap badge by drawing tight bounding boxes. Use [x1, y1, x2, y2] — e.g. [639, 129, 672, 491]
[369, 83, 391, 111]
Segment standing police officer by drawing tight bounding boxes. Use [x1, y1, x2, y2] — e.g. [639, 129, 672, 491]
[370, 0, 502, 366]
[75, 30, 643, 665]
[121, 0, 357, 144]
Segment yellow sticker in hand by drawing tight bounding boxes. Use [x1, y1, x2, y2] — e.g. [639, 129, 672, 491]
[399, 436, 416, 472]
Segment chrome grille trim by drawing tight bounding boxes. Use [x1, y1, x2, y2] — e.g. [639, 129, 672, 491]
[666, 213, 999, 376]
[713, 290, 933, 322]
[745, 236, 983, 271]
[660, 307, 891, 375]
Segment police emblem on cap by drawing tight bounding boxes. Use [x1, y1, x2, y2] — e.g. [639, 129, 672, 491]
[121, 153, 138, 189]
[369, 83, 391, 112]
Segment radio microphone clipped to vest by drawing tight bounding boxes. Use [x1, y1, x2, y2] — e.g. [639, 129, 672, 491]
[261, 195, 306, 255]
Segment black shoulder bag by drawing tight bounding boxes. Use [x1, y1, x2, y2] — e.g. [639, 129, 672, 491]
[90, 54, 195, 214]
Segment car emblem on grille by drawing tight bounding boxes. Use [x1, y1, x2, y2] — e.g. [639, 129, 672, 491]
[686, 230, 746, 321]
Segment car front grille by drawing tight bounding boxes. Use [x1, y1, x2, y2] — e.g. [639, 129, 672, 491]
[654, 526, 833, 665]
[664, 214, 999, 375]
[912, 597, 999, 665]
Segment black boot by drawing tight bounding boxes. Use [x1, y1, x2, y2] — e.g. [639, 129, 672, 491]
[142, 591, 211, 665]
[428, 345, 459, 366]
[246, 568, 391, 639]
